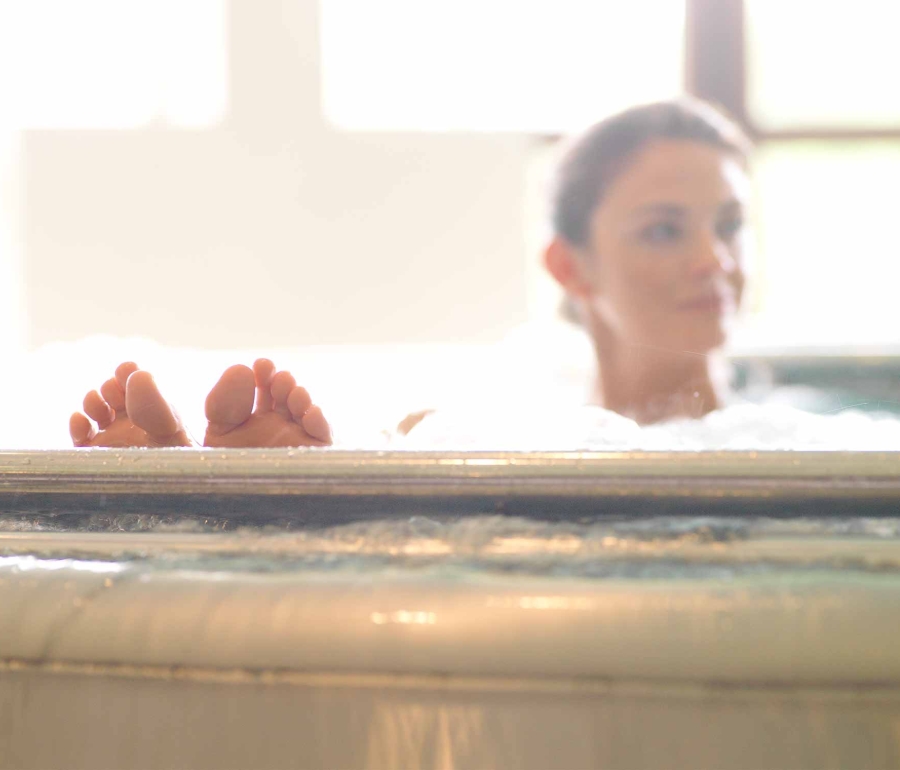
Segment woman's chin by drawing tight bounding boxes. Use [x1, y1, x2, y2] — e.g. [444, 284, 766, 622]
[631, 315, 734, 357]
[678, 320, 730, 354]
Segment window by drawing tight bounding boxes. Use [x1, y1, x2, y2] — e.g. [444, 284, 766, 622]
[320, 0, 685, 133]
[0, 0, 227, 129]
[739, 0, 900, 348]
[746, 141, 900, 347]
[745, 0, 900, 131]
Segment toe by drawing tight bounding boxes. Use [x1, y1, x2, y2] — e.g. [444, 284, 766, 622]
[253, 358, 276, 412]
[100, 377, 126, 413]
[205, 364, 255, 435]
[286, 385, 312, 418]
[83, 390, 115, 429]
[125, 370, 181, 440]
[300, 405, 333, 445]
[114, 362, 139, 392]
[271, 371, 297, 416]
[69, 412, 96, 446]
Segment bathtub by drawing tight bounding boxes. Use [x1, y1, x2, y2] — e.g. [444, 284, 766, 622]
[1, 449, 900, 769]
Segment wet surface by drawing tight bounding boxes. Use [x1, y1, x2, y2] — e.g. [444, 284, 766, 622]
[3, 514, 900, 580]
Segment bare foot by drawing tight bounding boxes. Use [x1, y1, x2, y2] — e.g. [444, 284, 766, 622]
[70, 362, 194, 447]
[203, 359, 332, 448]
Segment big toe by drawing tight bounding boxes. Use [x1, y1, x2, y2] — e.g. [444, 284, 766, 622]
[125, 370, 183, 440]
[205, 364, 256, 434]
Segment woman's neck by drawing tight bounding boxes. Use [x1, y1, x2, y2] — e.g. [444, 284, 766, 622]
[591, 338, 728, 425]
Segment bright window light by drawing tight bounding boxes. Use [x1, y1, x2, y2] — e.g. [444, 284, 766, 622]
[0, 0, 227, 129]
[746, 0, 900, 130]
[740, 141, 900, 348]
[320, 0, 685, 133]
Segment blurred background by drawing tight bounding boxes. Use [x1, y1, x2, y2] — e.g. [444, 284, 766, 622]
[1, 0, 899, 442]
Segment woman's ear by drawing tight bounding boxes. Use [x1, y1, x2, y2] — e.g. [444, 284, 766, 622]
[543, 237, 592, 298]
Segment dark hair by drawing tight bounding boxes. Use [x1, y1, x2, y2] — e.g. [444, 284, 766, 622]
[551, 98, 752, 248]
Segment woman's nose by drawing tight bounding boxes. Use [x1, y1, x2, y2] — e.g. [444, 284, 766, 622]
[690, 231, 738, 276]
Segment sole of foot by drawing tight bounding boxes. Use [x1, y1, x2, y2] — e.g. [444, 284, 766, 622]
[70, 362, 194, 448]
[203, 358, 332, 448]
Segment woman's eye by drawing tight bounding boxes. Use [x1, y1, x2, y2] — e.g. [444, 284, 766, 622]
[640, 222, 682, 244]
[717, 216, 744, 241]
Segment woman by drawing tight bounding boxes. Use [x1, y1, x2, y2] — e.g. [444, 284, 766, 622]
[544, 97, 750, 425]
[69, 98, 752, 448]
[404, 97, 752, 440]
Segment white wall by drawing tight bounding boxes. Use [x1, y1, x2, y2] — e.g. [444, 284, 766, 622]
[19, 0, 536, 350]
[0, 127, 23, 358]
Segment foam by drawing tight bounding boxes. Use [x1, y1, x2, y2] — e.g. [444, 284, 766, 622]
[397, 402, 900, 451]
[4, 334, 900, 451]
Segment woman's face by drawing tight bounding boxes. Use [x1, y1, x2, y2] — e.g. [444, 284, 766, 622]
[581, 139, 749, 354]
